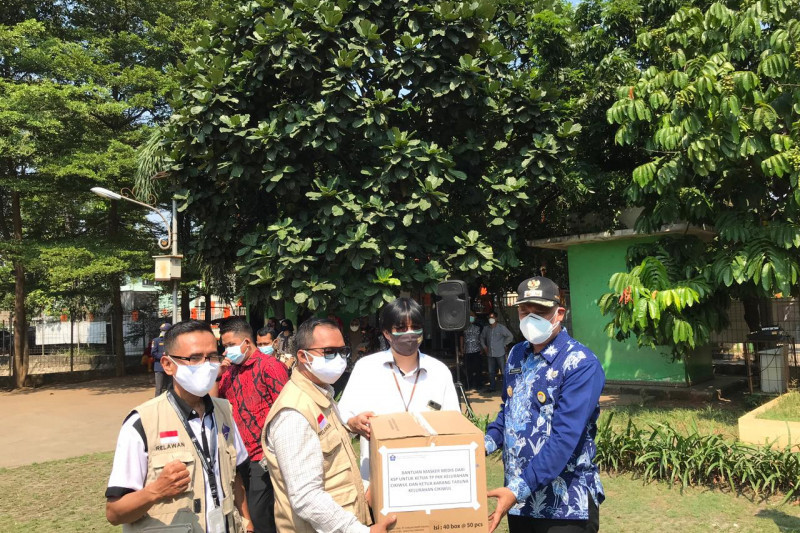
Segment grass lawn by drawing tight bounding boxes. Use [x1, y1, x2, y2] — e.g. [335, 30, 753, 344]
[2, 449, 800, 532]
[0, 452, 116, 532]
[598, 403, 746, 439]
[757, 391, 800, 422]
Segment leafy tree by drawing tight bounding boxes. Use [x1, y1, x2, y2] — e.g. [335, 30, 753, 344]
[600, 0, 800, 357]
[0, 1, 212, 386]
[164, 0, 584, 315]
[469, 0, 713, 294]
[0, 18, 99, 386]
[62, 0, 206, 375]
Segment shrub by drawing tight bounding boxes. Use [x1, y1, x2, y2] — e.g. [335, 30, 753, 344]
[469, 413, 491, 434]
[596, 413, 800, 502]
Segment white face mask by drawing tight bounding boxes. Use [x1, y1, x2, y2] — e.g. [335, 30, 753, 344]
[350, 324, 360, 332]
[488, 318, 496, 325]
[302, 350, 347, 384]
[519, 313, 557, 345]
[169, 357, 220, 397]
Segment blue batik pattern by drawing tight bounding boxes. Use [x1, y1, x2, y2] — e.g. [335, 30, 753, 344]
[485, 329, 606, 520]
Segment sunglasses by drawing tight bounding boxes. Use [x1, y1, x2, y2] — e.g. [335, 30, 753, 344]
[304, 346, 352, 360]
[390, 329, 423, 336]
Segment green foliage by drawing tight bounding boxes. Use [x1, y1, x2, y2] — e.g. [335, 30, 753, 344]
[468, 412, 492, 433]
[166, 0, 578, 313]
[597, 414, 800, 501]
[602, 0, 800, 355]
[599, 237, 730, 358]
[0, 2, 213, 383]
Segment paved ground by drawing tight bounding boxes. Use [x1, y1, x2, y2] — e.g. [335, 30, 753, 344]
[463, 387, 640, 417]
[0, 375, 644, 469]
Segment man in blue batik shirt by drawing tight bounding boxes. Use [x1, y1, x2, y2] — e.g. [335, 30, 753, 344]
[486, 276, 605, 533]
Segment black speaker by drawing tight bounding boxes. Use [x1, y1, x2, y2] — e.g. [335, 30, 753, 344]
[436, 280, 470, 331]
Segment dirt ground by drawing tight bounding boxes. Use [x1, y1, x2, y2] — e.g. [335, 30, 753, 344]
[0, 374, 643, 469]
[0, 375, 154, 469]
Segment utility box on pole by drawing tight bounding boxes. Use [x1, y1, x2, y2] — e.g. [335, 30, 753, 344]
[153, 255, 183, 281]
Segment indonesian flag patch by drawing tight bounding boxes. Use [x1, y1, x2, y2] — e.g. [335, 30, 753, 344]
[159, 430, 180, 445]
[317, 413, 327, 430]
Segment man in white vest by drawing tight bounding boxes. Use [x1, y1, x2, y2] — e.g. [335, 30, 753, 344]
[106, 320, 253, 533]
[262, 317, 396, 533]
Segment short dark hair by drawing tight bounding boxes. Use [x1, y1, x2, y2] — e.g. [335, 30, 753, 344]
[256, 326, 276, 339]
[164, 320, 214, 354]
[380, 297, 424, 333]
[219, 317, 254, 341]
[295, 318, 340, 351]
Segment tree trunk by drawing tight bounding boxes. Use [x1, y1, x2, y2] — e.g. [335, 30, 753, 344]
[203, 292, 212, 323]
[111, 279, 125, 375]
[274, 296, 286, 320]
[109, 202, 126, 376]
[743, 296, 761, 333]
[181, 288, 190, 323]
[248, 301, 266, 333]
[11, 191, 28, 388]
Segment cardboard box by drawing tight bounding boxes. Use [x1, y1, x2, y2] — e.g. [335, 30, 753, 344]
[369, 411, 487, 533]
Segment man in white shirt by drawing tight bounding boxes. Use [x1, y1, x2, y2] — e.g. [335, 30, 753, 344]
[339, 297, 460, 488]
[106, 320, 252, 533]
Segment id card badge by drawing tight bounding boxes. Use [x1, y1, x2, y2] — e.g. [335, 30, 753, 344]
[207, 506, 226, 533]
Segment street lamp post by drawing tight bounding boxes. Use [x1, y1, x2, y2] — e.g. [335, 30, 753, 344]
[91, 186, 181, 322]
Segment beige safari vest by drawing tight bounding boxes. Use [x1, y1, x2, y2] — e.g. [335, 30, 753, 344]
[262, 371, 371, 533]
[123, 393, 243, 533]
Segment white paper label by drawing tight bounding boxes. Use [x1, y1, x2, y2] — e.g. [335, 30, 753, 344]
[378, 442, 479, 514]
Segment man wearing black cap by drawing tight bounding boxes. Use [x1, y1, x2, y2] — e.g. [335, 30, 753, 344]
[485, 276, 605, 533]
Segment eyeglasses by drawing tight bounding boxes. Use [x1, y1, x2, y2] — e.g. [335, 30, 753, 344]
[304, 346, 351, 360]
[169, 354, 225, 365]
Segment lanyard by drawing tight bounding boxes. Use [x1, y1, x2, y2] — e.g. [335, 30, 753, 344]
[166, 391, 221, 508]
[390, 363, 421, 412]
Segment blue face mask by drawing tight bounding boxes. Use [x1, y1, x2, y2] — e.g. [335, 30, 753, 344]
[469, 316, 475, 323]
[260, 345, 275, 355]
[225, 339, 247, 364]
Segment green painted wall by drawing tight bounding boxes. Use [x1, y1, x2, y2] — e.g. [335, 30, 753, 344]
[568, 240, 695, 383]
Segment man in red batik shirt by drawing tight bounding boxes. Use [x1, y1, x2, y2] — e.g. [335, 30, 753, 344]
[213, 317, 289, 533]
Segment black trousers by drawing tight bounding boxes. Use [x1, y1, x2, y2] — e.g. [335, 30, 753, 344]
[464, 352, 482, 389]
[243, 460, 276, 533]
[508, 498, 599, 533]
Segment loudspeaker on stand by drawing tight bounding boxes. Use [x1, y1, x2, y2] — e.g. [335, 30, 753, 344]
[436, 280, 469, 332]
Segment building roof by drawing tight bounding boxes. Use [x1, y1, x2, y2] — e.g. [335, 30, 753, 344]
[527, 223, 716, 250]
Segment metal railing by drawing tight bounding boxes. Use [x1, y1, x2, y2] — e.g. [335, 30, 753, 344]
[1, 311, 163, 377]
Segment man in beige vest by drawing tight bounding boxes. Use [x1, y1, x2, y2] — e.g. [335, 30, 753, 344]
[106, 320, 253, 533]
[262, 317, 396, 533]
